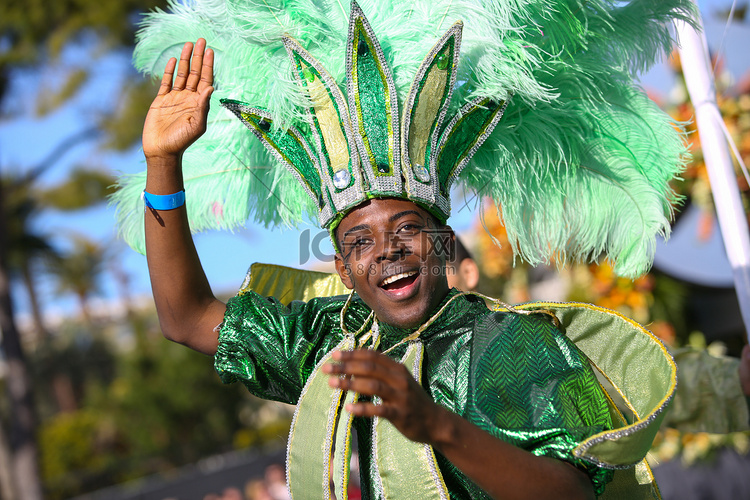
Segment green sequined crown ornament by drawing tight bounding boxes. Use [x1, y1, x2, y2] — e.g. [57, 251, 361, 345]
[113, 0, 695, 278]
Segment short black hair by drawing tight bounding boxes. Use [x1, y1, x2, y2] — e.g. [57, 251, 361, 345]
[449, 237, 472, 267]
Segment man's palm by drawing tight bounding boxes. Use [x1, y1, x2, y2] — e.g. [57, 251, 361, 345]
[142, 39, 214, 160]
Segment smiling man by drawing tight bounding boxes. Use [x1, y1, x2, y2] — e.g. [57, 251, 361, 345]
[120, 1, 698, 499]
[334, 199, 451, 330]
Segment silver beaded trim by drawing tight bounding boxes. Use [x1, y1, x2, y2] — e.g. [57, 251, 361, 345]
[370, 342, 449, 497]
[439, 96, 511, 193]
[346, 3, 402, 198]
[401, 21, 464, 221]
[572, 364, 677, 469]
[283, 36, 366, 223]
[412, 341, 450, 499]
[334, 390, 359, 499]
[494, 299, 679, 470]
[221, 101, 320, 208]
[371, 397, 385, 495]
[286, 337, 352, 499]
[572, 390, 674, 470]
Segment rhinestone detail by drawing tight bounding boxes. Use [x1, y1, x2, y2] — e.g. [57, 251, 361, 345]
[333, 169, 352, 189]
[414, 164, 430, 182]
[437, 53, 449, 70]
[357, 40, 368, 56]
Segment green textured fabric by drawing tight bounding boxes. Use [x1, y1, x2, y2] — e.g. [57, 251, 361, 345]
[410, 43, 455, 171]
[528, 303, 675, 467]
[216, 289, 614, 498]
[287, 336, 355, 497]
[468, 312, 613, 497]
[373, 342, 450, 499]
[289, 50, 352, 185]
[664, 347, 750, 433]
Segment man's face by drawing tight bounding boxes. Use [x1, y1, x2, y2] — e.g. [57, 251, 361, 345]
[334, 198, 453, 329]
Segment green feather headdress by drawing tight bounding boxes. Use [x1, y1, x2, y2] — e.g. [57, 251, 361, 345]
[113, 0, 695, 278]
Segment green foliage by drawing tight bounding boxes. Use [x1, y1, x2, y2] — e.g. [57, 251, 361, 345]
[0, 1, 174, 498]
[29, 325, 116, 418]
[103, 78, 161, 151]
[0, 0, 168, 66]
[39, 168, 116, 211]
[35, 68, 89, 116]
[1, 177, 58, 273]
[47, 235, 106, 306]
[33, 307, 283, 500]
[99, 335, 241, 464]
[649, 271, 690, 339]
[39, 410, 107, 490]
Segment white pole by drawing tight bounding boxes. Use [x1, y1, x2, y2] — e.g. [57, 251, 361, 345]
[675, 5, 750, 342]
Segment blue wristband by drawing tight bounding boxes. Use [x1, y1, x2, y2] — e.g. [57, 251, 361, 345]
[143, 190, 185, 210]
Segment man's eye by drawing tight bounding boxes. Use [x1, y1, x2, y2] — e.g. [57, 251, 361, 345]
[399, 224, 422, 233]
[347, 238, 370, 248]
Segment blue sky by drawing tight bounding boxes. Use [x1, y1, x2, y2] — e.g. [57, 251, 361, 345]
[1, 0, 749, 320]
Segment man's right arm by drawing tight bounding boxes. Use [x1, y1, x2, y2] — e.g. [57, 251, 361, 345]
[142, 39, 225, 355]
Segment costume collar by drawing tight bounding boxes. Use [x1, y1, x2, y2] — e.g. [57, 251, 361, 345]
[377, 287, 478, 345]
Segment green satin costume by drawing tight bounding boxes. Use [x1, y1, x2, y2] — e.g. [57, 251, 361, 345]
[215, 286, 615, 498]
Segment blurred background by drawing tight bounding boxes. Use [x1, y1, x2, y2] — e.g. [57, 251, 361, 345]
[0, 0, 748, 499]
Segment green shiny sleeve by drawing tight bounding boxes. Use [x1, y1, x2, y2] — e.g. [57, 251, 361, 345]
[468, 312, 614, 496]
[664, 347, 749, 433]
[214, 291, 351, 404]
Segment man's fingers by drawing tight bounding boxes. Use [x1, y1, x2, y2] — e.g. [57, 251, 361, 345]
[326, 359, 410, 388]
[173, 41, 194, 91]
[198, 47, 215, 91]
[186, 38, 206, 91]
[327, 357, 380, 377]
[329, 373, 396, 399]
[199, 85, 215, 109]
[331, 349, 401, 370]
[345, 401, 390, 418]
[158, 58, 177, 96]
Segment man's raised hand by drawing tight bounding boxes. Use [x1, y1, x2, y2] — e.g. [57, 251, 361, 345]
[142, 39, 214, 162]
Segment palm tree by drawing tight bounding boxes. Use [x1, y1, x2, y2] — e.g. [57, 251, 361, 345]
[48, 235, 107, 325]
[4, 177, 58, 341]
[0, 174, 43, 500]
[0, 1, 171, 495]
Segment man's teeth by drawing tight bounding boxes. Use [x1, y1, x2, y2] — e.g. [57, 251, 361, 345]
[381, 271, 417, 286]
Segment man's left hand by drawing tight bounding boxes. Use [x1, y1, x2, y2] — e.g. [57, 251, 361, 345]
[323, 349, 446, 444]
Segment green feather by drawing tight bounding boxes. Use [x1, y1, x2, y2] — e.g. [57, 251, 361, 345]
[113, 0, 695, 277]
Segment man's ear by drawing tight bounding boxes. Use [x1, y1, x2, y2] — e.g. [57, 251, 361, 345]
[334, 254, 355, 290]
[459, 258, 480, 291]
[440, 224, 456, 258]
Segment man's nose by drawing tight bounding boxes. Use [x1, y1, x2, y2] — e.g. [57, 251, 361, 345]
[375, 232, 407, 262]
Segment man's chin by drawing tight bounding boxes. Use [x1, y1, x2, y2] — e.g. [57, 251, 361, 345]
[374, 300, 436, 330]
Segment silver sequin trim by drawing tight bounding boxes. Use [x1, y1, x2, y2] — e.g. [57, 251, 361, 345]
[439, 96, 511, 192]
[401, 22, 464, 222]
[222, 101, 321, 209]
[282, 36, 365, 222]
[412, 342, 450, 499]
[286, 337, 352, 499]
[495, 300, 679, 470]
[346, 3, 402, 198]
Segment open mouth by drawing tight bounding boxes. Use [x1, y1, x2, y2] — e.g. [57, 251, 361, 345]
[379, 271, 419, 291]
